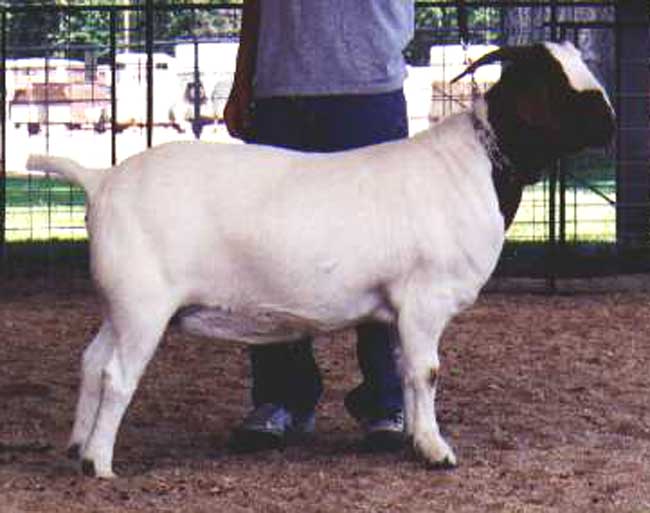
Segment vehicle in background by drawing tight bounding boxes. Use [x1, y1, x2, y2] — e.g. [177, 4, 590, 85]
[8, 58, 110, 135]
[174, 42, 237, 133]
[114, 52, 183, 132]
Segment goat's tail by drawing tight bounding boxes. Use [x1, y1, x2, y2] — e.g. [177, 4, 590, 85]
[26, 155, 107, 198]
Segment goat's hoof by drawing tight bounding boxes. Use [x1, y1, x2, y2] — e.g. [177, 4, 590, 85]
[81, 459, 116, 479]
[425, 454, 457, 470]
[66, 444, 81, 460]
[81, 459, 96, 477]
[411, 436, 457, 470]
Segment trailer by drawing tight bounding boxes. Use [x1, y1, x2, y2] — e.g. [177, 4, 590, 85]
[8, 58, 110, 135]
[114, 52, 183, 132]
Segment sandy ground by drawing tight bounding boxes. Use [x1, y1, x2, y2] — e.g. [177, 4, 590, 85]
[1, 272, 650, 512]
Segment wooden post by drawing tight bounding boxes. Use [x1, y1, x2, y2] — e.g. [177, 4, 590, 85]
[615, 1, 650, 248]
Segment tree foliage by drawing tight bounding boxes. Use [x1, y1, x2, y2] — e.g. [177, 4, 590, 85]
[4, 0, 243, 59]
[3, 0, 614, 75]
[407, 4, 500, 65]
[5, 0, 61, 58]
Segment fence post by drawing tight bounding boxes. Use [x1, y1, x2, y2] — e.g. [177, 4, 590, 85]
[615, 1, 650, 248]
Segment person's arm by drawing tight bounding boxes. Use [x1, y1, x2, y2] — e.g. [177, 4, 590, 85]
[223, 0, 260, 140]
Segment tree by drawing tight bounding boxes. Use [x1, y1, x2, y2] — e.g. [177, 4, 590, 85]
[124, 0, 242, 50]
[157, 0, 242, 42]
[6, 0, 61, 58]
[409, 4, 500, 66]
[55, 6, 111, 59]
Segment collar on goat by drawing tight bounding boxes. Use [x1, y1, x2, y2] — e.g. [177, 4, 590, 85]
[469, 99, 521, 230]
[469, 99, 510, 171]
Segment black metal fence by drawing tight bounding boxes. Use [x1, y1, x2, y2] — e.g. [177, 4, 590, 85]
[0, 1, 648, 282]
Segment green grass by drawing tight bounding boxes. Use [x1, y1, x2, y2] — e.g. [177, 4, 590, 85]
[6, 176, 85, 208]
[508, 182, 616, 243]
[5, 206, 87, 241]
[4, 175, 87, 241]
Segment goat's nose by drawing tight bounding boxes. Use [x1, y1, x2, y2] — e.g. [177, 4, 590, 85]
[577, 93, 616, 147]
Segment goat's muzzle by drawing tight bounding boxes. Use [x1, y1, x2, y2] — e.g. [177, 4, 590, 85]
[564, 91, 616, 149]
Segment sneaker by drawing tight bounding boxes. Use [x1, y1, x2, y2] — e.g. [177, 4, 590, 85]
[361, 410, 406, 453]
[229, 403, 315, 453]
[344, 391, 406, 452]
[291, 410, 317, 436]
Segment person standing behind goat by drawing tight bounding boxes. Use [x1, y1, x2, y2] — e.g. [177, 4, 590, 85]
[224, 0, 415, 452]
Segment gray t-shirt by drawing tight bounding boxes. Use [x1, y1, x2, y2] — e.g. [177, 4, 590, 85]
[254, 1, 414, 98]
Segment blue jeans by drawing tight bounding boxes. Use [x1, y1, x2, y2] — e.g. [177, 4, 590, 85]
[248, 90, 407, 419]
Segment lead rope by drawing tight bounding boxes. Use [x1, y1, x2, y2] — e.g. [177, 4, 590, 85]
[461, 38, 506, 168]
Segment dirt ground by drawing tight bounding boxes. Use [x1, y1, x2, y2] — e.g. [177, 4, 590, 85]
[1, 272, 650, 513]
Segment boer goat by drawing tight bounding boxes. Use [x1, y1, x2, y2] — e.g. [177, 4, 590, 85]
[28, 42, 614, 478]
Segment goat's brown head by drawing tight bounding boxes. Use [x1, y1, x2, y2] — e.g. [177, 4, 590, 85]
[453, 41, 615, 183]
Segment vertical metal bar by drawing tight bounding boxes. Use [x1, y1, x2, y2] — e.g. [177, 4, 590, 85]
[548, 162, 558, 291]
[44, 54, 50, 154]
[558, 25, 570, 249]
[546, 0, 559, 291]
[558, 158, 566, 246]
[110, 7, 117, 165]
[192, 39, 202, 139]
[0, 9, 6, 262]
[44, 53, 52, 241]
[145, 0, 154, 148]
[457, 0, 469, 44]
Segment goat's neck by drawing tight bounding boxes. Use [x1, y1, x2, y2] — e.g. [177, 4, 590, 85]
[469, 100, 523, 230]
[469, 100, 509, 170]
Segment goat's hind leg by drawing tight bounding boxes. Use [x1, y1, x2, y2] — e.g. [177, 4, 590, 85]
[398, 295, 457, 469]
[68, 321, 114, 460]
[79, 301, 174, 478]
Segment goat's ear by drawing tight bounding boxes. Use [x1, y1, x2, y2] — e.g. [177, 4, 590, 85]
[450, 46, 531, 84]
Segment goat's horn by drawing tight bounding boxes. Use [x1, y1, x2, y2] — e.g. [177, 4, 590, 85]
[450, 46, 530, 84]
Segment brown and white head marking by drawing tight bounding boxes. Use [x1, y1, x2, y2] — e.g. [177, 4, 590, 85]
[453, 41, 615, 179]
[543, 41, 610, 102]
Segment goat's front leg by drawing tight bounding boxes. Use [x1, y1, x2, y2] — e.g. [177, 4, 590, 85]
[397, 295, 456, 468]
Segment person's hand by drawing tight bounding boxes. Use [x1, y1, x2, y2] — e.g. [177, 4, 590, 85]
[224, 80, 254, 141]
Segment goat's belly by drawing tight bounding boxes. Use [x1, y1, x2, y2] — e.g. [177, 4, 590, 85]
[176, 305, 357, 344]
